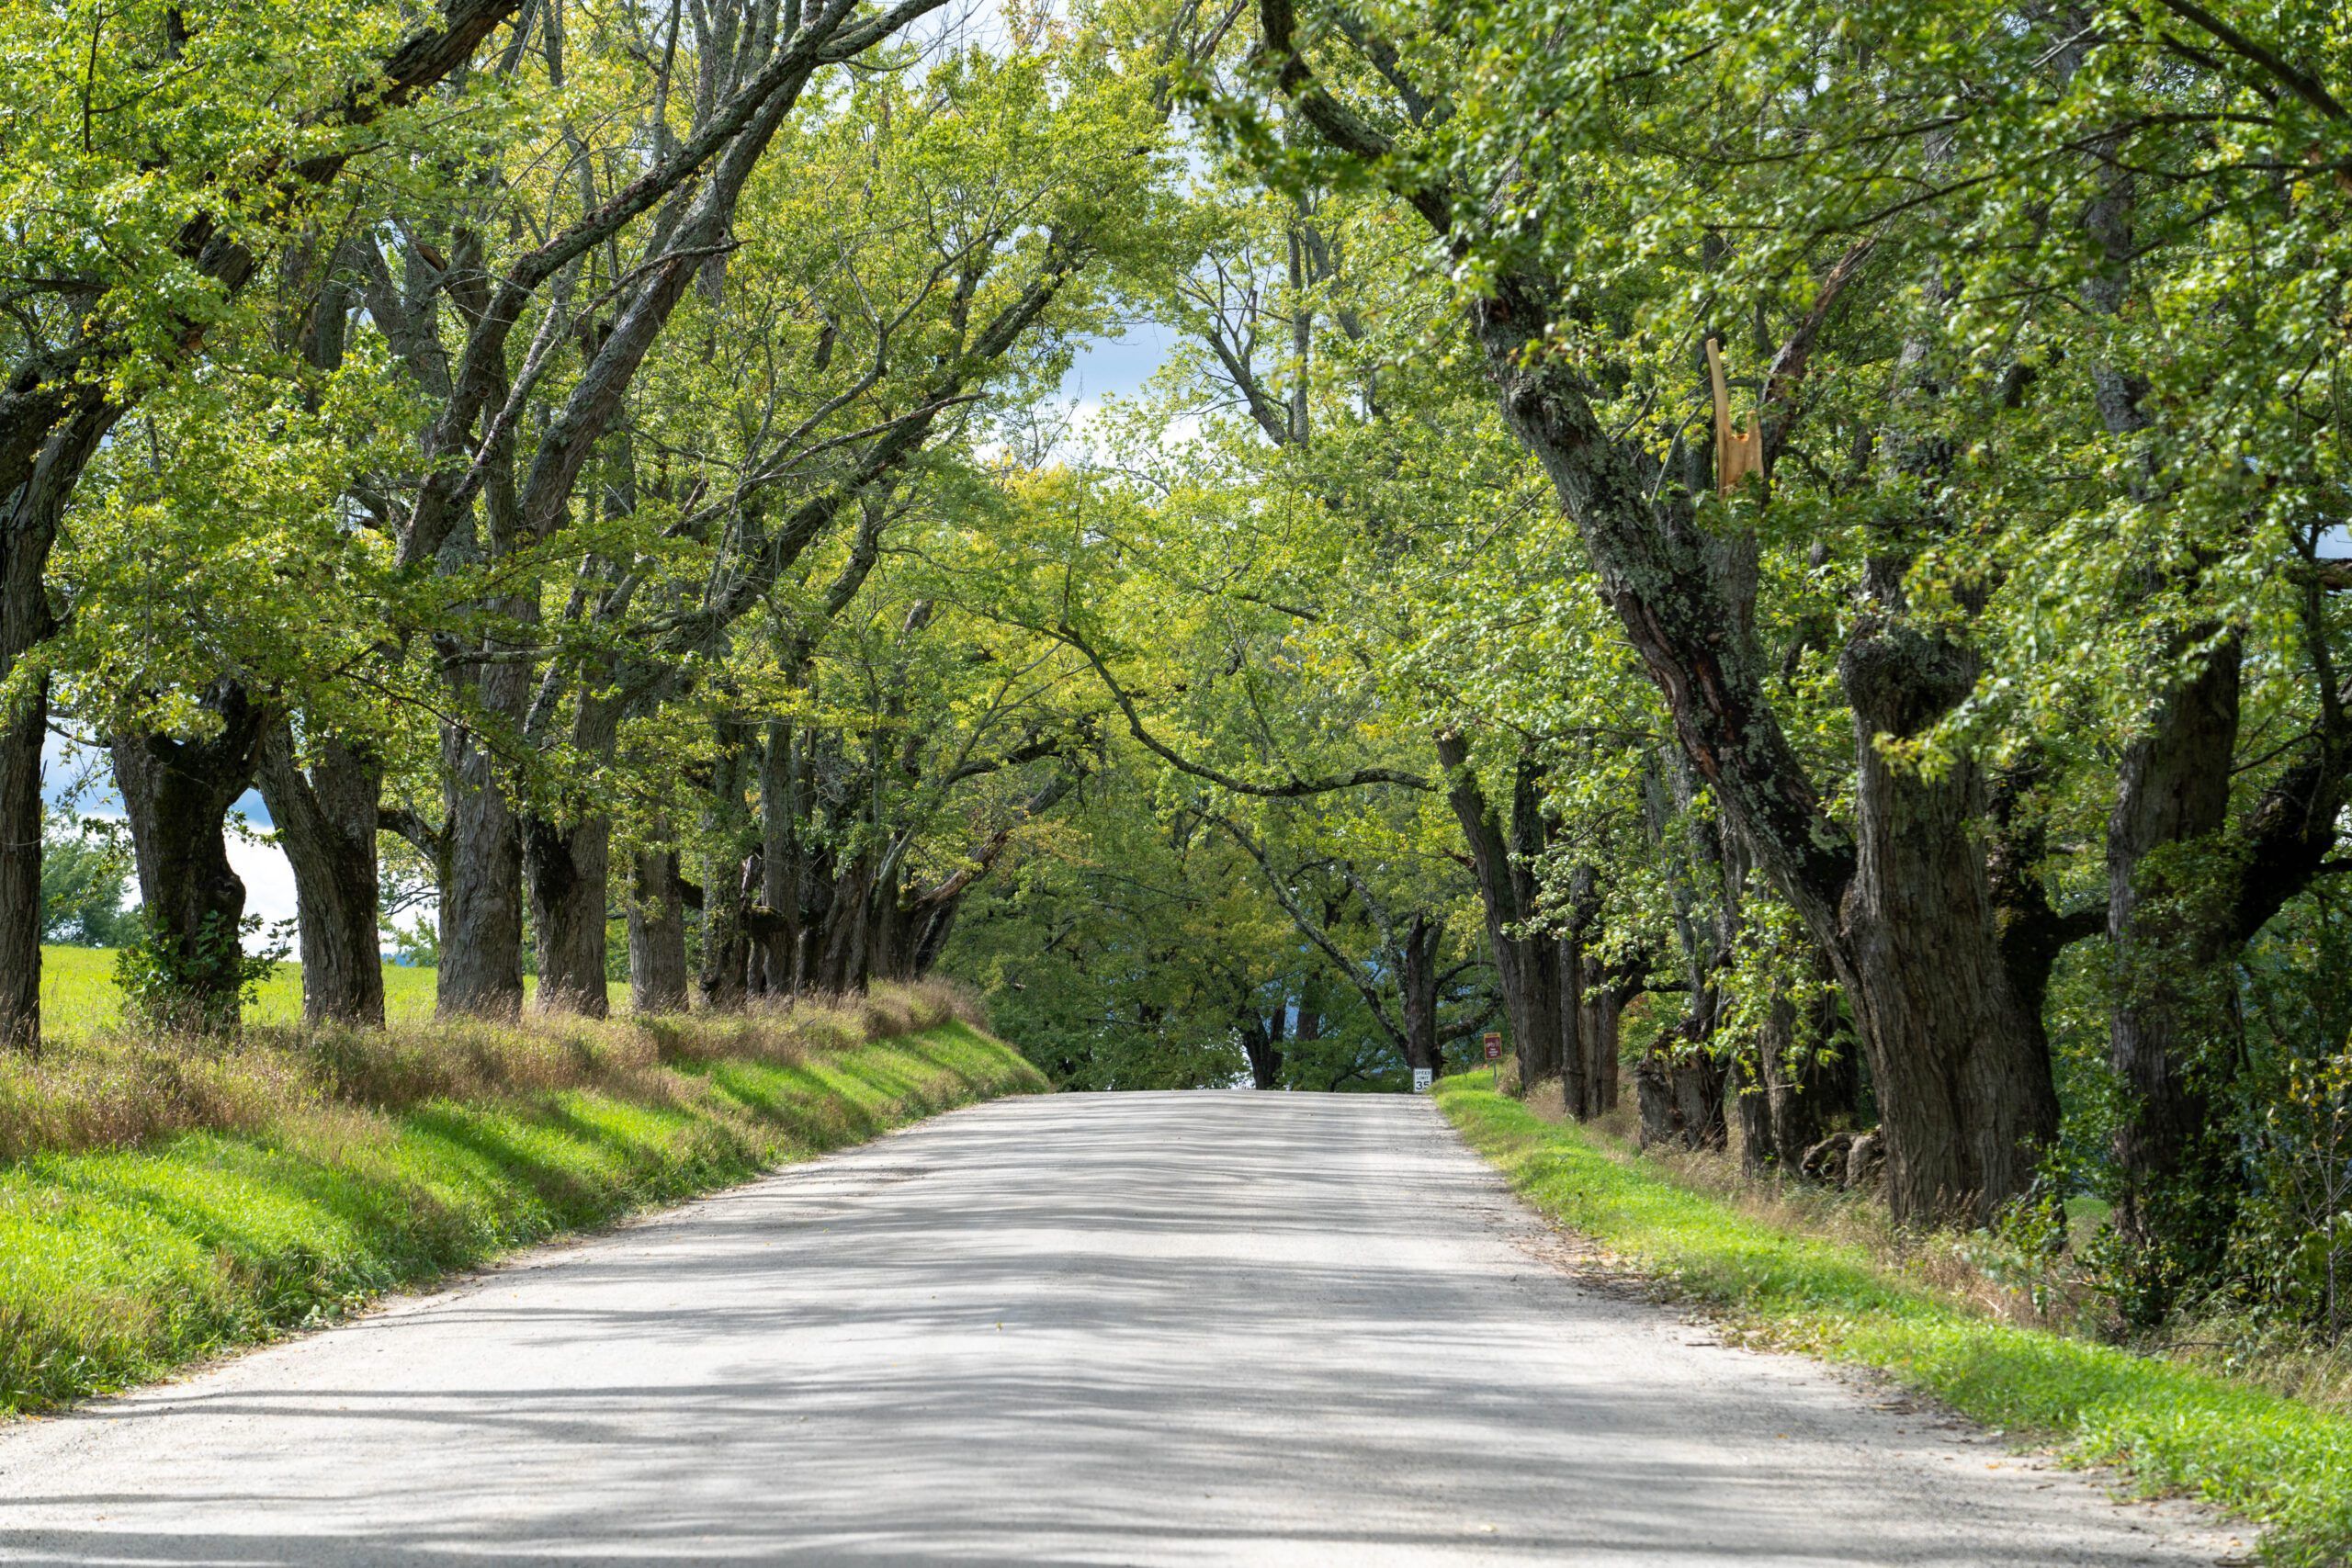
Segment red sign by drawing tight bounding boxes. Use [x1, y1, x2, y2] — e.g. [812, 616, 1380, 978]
[1483, 1031, 1503, 1062]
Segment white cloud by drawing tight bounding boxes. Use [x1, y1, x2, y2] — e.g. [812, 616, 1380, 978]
[226, 835, 301, 944]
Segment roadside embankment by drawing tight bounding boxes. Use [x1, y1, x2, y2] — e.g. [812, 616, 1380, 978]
[1434, 1073, 2352, 1568]
[0, 981, 1045, 1416]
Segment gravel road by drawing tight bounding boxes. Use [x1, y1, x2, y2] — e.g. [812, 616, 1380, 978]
[0, 1091, 2246, 1564]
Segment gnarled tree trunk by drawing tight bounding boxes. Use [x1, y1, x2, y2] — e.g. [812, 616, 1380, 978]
[256, 721, 386, 1028]
[1840, 614, 2059, 1224]
[112, 679, 272, 1031]
[525, 813, 612, 1017]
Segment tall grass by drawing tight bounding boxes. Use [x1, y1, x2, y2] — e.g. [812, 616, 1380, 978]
[0, 976, 982, 1162]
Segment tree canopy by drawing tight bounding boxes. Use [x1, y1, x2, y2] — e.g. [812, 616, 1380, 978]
[5, 0, 2351, 1339]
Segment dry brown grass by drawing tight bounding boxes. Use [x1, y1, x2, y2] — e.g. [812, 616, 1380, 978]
[1509, 1072, 2352, 1416]
[0, 977, 987, 1164]
[2166, 1313, 2352, 1414]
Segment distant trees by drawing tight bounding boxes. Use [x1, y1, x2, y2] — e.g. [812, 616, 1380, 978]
[38, 825, 133, 949]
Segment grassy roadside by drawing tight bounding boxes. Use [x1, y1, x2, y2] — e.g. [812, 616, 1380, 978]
[1, 1001, 1045, 1417]
[1434, 1074, 2352, 1567]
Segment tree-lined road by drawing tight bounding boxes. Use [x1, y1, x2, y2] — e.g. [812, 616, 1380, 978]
[0, 1095, 2234, 1564]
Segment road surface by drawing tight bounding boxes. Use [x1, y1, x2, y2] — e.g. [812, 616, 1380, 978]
[0, 1092, 2241, 1564]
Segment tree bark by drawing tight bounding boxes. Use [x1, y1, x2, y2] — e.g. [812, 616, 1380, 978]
[2108, 638, 2244, 1298]
[524, 813, 612, 1017]
[522, 672, 628, 1018]
[2, 388, 114, 1053]
[1733, 1032, 1774, 1174]
[437, 695, 526, 1020]
[759, 717, 807, 993]
[1638, 1012, 1728, 1151]
[1840, 613, 2059, 1224]
[1557, 863, 1609, 1117]
[0, 670, 44, 1053]
[698, 720, 757, 1009]
[1438, 732, 1566, 1087]
[1397, 911, 1445, 1077]
[1583, 967, 1623, 1111]
[111, 680, 271, 1031]
[628, 844, 691, 1013]
[255, 721, 387, 1028]
[1636, 750, 1734, 1152]
[1242, 1000, 1287, 1089]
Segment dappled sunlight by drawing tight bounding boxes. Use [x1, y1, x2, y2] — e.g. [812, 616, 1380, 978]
[0, 1095, 2237, 1566]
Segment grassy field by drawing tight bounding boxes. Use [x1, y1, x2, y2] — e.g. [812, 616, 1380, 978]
[0, 988, 1045, 1416]
[1434, 1074, 2352, 1567]
[36, 943, 588, 1034]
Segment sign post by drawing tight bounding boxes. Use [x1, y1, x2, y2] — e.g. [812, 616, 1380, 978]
[1483, 1031, 1503, 1089]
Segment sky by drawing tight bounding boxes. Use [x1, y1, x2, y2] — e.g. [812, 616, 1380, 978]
[42, 324, 1175, 949]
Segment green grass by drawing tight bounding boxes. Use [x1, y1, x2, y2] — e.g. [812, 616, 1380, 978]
[38, 944, 597, 1033]
[1433, 1074, 2352, 1567]
[0, 1019, 1044, 1416]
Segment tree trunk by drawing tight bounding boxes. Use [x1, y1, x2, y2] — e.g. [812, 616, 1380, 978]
[0, 670, 43, 1053]
[1242, 1001, 1286, 1090]
[1733, 1034, 1774, 1175]
[759, 718, 805, 995]
[437, 705, 526, 1019]
[1585, 973, 1622, 1111]
[699, 856, 752, 1009]
[1766, 961, 1858, 1168]
[523, 670, 629, 1018]
[1397, 912, 1444, 1077]
[807, 854, 871, 995]
[1736, 950, 1858, 1175]
[698, 721, 757, 1009]
[1295, 973, 1324, 1048]
[1557, 862, 1608, 1117]
[1438, 734, 1566, 1088]
[1840, 615, 2059, 1225]
[628, 845, 690, 1013]
[907, 894, 963, 977]
[2109, 637, 2244, 1306]
[255, 721, 386, 1028]
[1636, 750, 1735, 1152]
[525, 813, 612, 1017]
[1635, 1052, 1677, 1147]
[1639, 1017, 1728, 1151]
[1554, 934, 1588, 1111]
[2, 388, 114, 1054]
[111, 680, 271, 1032]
